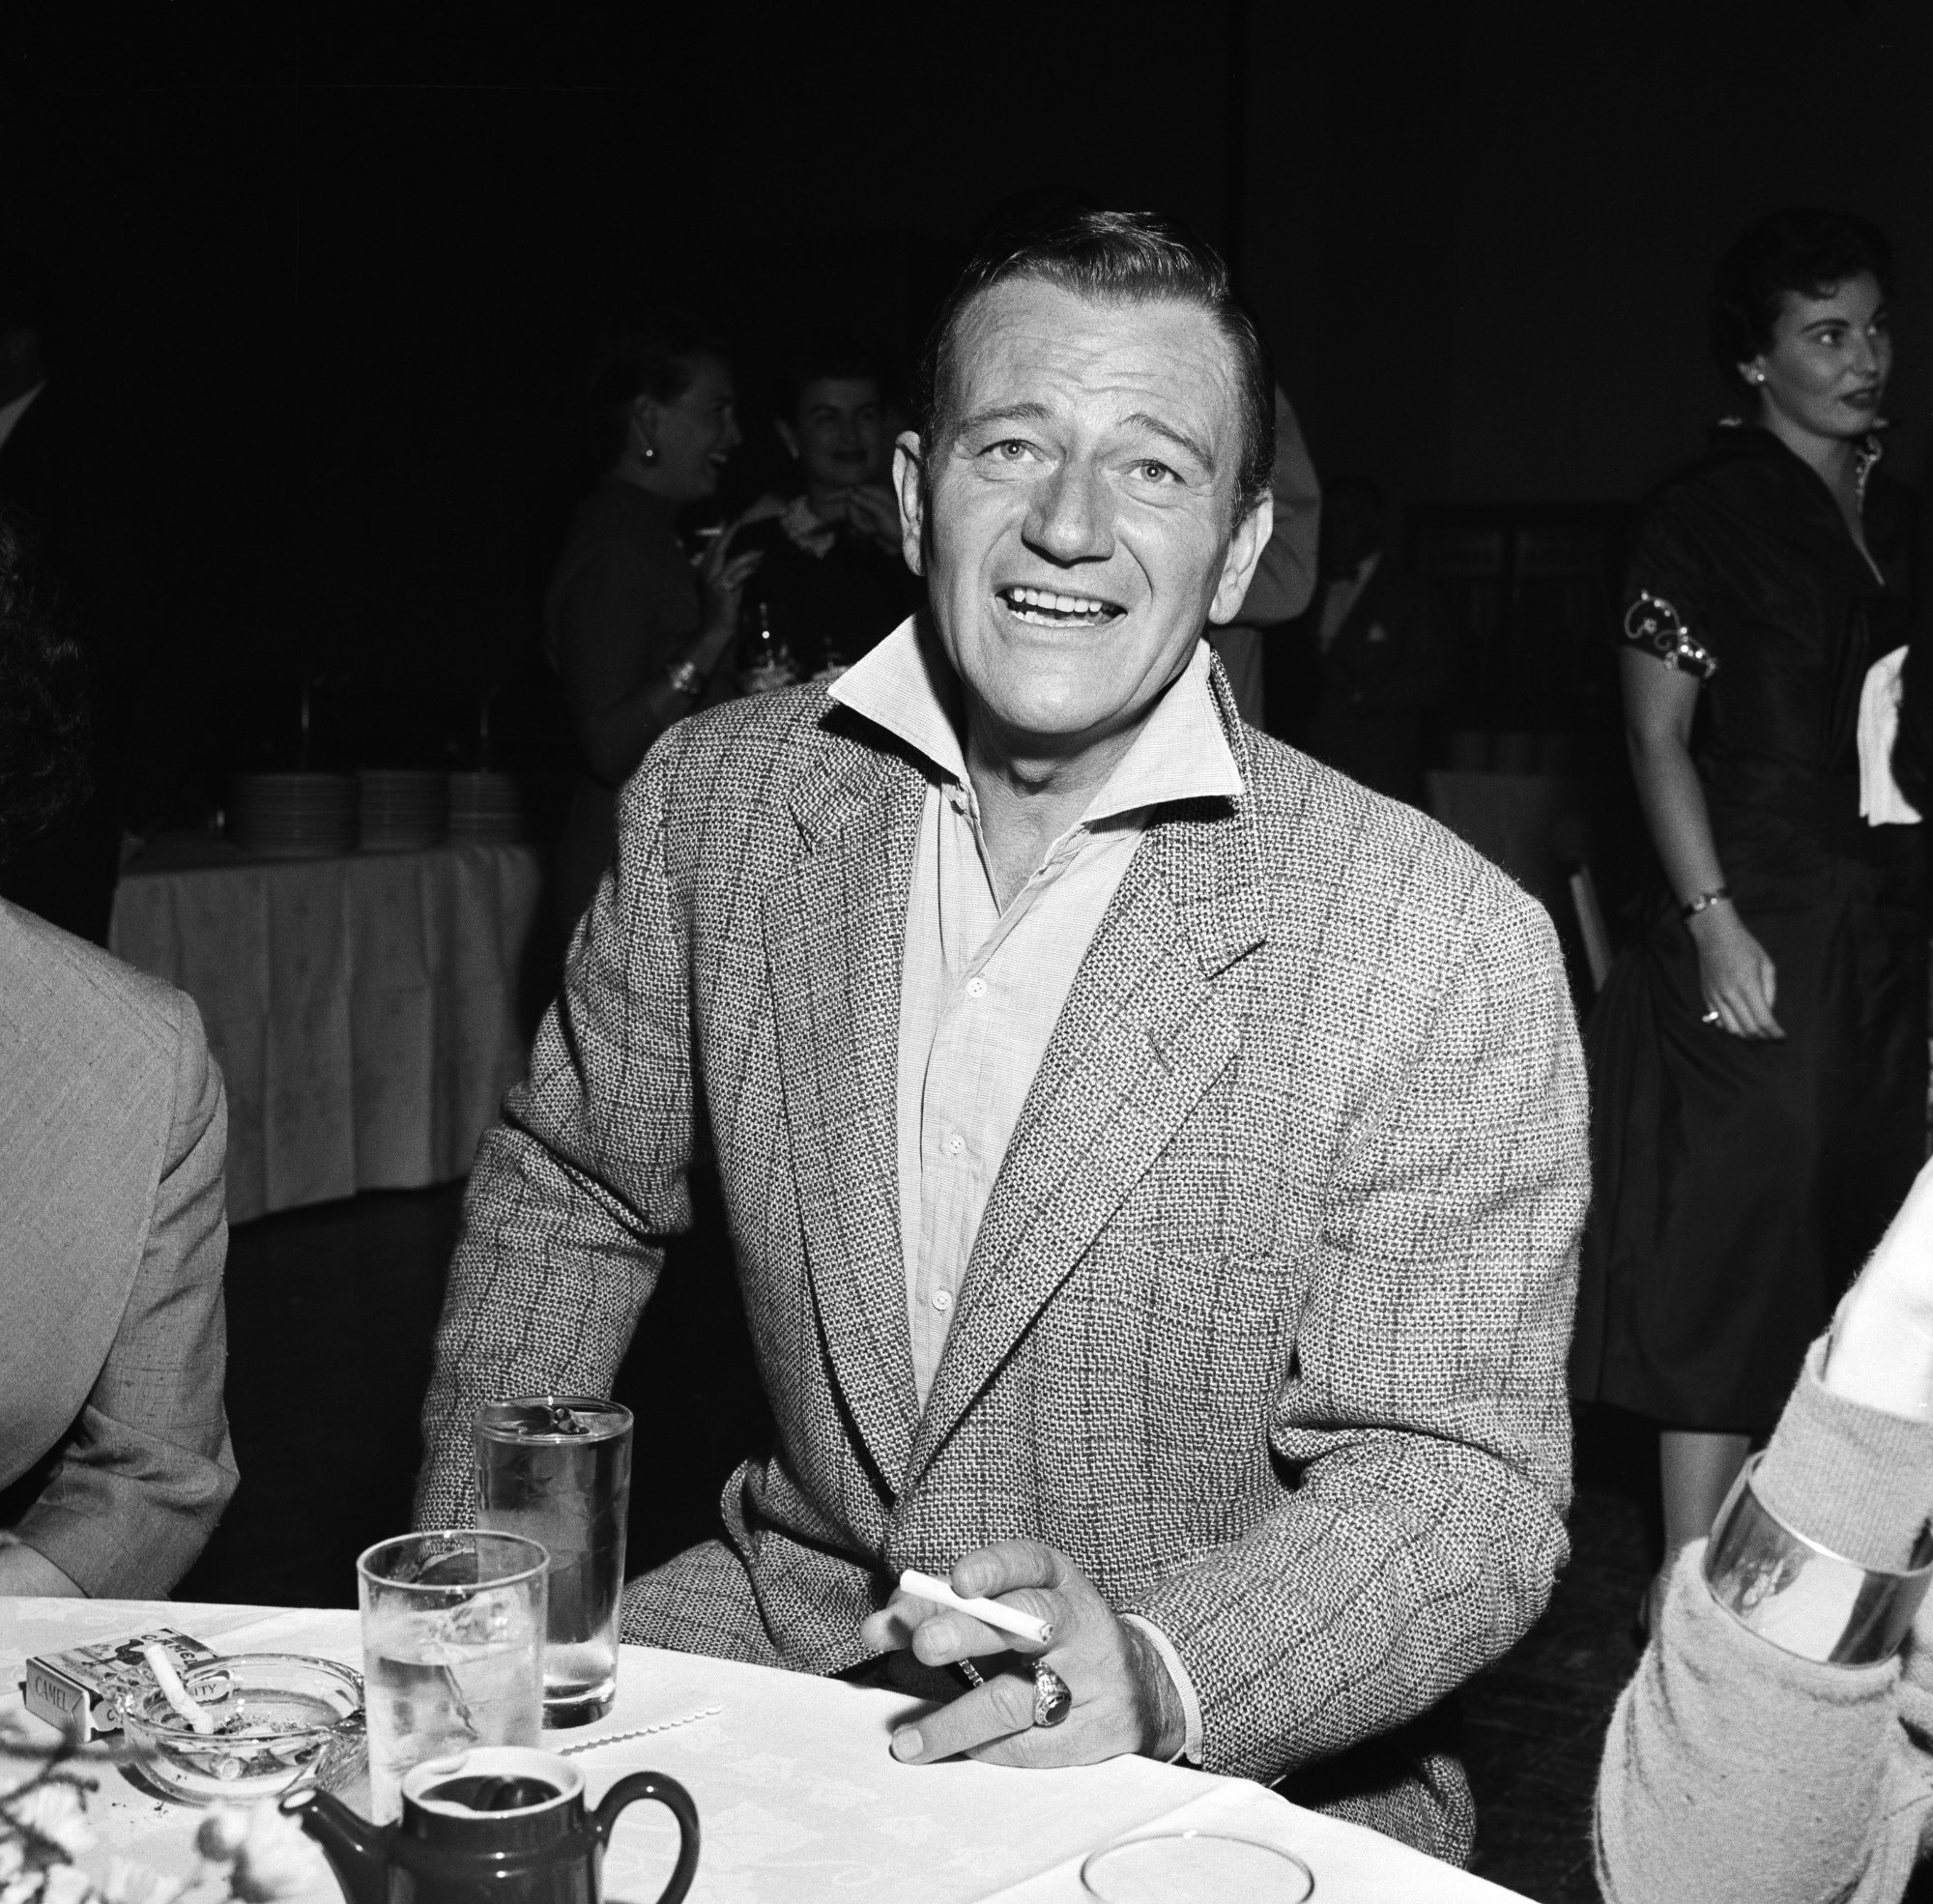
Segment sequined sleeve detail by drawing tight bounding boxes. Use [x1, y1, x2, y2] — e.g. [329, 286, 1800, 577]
[1621, 591, 1717, 680]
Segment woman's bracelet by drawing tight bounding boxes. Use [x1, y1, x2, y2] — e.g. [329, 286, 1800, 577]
[1680, 885, 1733, 920]
[1703, 1452, 1933, 1665]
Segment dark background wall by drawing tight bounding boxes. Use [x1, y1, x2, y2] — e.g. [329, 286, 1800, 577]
[4, 0, 1928, 821]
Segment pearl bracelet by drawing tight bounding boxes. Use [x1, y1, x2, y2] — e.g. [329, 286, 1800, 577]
[1680, 885, 1733, 920]
[1704, 1453, 1933, 1665]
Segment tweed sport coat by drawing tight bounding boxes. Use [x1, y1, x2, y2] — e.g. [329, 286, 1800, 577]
[417, 650, 1588, 1859]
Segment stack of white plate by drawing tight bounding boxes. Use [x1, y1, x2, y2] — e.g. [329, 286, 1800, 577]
[357, 770, 448, 851]
[447, 771, 530, 845]
[228, 773, 356, 857]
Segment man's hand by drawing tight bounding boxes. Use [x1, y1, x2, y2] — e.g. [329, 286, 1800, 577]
[857, 1542, 1184, 1768]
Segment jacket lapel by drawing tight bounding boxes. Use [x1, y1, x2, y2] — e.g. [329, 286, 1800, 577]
[763, 720, 926, 1489]
[907, 787, 1273, 1485]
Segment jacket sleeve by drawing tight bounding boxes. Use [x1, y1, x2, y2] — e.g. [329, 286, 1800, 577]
[13, 995, 237, 1596]
[1128, 885, 1587, 1791]
[1595, 1354, 1933, 1904]
[414, 741, 696, 1532]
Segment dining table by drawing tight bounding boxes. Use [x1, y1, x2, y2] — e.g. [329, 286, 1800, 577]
[107, 836, 545, 1225]
[0, 1598, 1533, 1904]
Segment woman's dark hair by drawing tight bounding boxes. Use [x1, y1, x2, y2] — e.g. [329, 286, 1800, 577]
[779, 333, 893, 420]
[1709, 207, 1895, 385]
[0, 507, 90, 864]
[586, 310, 731, 467]
[915, 208, 1276, 520]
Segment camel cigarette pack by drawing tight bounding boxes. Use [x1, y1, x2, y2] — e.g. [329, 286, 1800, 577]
[22, 1628, 217, 1738]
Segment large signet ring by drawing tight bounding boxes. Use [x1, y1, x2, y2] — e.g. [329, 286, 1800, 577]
[1031, 1662, 1073, 1728]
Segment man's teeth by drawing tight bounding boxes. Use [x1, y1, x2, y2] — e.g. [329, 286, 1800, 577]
[1003, 585, 1113, 620]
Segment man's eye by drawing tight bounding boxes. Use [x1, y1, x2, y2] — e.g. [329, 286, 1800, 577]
[988, 440, 1034, 462]
[1135, 459, 1176, 483]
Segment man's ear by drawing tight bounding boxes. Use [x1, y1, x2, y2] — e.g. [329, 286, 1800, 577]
[892, 431, 927, 576]
[774, 418, 800, 460]
[1207, 492, 1274, 625]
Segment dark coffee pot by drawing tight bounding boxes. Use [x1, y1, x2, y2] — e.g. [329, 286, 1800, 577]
[294, 1746, 698, 1904]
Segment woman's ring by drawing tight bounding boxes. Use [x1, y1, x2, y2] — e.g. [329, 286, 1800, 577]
[1700, 1008, 1722, 1025]
[1031, 1663, 1073, 1728]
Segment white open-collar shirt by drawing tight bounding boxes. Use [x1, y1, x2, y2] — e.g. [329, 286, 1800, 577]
[831, 618, 1239, 1759]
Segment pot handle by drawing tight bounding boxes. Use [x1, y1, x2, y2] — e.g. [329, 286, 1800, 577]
[592, 1772, 700, 1904]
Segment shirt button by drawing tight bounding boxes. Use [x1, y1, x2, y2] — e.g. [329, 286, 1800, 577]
[932, 1288, 953, 1313]
[966, 977, 987, 998]
[946, 1133, 966, 1155]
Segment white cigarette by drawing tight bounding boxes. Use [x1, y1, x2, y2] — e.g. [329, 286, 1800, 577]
[143, 1642, 217, 1735]
[898, 1570, 1053, 1647]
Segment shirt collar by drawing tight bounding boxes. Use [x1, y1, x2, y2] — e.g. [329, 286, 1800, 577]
[831, 617, 1242, 823]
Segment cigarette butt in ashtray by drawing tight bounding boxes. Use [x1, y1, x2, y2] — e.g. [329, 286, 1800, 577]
[898, 1570, 1053, 1647]
[143, 1641, 217, 1735]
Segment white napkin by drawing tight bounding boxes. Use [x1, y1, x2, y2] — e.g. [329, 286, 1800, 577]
[1859, 645, 1921, 825]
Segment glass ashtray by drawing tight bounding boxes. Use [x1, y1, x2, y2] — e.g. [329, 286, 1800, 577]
[119, 1652, 365, 1805]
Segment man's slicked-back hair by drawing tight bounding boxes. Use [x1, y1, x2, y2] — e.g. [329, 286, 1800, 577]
[916, 209, 1276, 519]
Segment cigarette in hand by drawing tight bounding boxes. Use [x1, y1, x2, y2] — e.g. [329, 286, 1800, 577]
[898, 1569, 1053, 1647]
[143, 1641, 217, 1735]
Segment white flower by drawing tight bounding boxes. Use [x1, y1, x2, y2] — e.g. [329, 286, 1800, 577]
[0, 1870, 43, 1904]
[192, 1815, 249, 1865]
[0, 1838, 23, 1883]
[228, 1808, 326, 1904]
[41, 1867, 90, 1904]
[7, 1784, 95, 1860]
[99, 1858, 184, 1904]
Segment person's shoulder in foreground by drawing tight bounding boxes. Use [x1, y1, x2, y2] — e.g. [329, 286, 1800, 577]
[0, 896, 237, 1597]
[1596, 1159, 1933, 1904]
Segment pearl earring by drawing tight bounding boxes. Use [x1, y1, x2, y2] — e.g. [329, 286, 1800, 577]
[642, 446, 657, 462]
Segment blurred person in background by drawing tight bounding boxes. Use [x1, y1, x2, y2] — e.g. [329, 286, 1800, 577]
[1265, 475, 1445, 803]
[0, 315, 119, 943]
[546, 313, 763, 930]
[1205, 384, 1321, 728]
[1573, 208, 1926, 1628]
[735, 336, 922, 678]
[0, 505, 236, 1595]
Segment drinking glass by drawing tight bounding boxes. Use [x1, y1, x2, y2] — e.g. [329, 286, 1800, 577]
[357, 1530, 548, 1822]
[1080, 1831, 1314, 1903]
[475, 1397, 634, 1726]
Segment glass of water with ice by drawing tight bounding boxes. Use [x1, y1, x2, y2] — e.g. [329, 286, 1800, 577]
[475, 1398, 633, 1727]
[356, 1530, 548, 1822]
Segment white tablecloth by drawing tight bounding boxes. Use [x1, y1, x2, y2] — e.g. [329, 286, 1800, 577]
[0, 1601, 1530, 1904]
[107, 843, 544, 1224]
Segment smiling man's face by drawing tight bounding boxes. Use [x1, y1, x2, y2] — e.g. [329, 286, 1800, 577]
[896, 278, 1268, 764]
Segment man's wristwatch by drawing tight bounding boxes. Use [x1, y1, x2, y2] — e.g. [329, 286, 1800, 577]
[666, 658, 705, 699]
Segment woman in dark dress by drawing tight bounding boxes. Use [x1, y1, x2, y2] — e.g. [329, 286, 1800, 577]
[546, 314, 762, 930]
[1573, 209, 1926, 1615]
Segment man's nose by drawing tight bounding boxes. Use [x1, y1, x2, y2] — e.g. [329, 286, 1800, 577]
[1024, 461, 1113, 564]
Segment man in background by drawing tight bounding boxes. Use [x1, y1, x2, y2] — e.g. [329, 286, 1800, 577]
[1205, 383, 1321, 726]
[1268, 475, 1446, 804]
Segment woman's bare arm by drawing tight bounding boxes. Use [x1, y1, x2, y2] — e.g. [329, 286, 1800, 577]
[1621, 647, 1783, 1039]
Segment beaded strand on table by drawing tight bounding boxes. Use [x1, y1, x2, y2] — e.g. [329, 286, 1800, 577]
[554, 1707, 722, 1755]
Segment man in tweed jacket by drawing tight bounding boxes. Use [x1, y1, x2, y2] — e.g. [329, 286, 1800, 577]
[417, 213, 1587, 1861]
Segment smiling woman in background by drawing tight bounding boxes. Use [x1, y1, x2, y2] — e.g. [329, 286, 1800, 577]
[546, 313, 763, 931]
[1573, 208, 1927, 1624]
